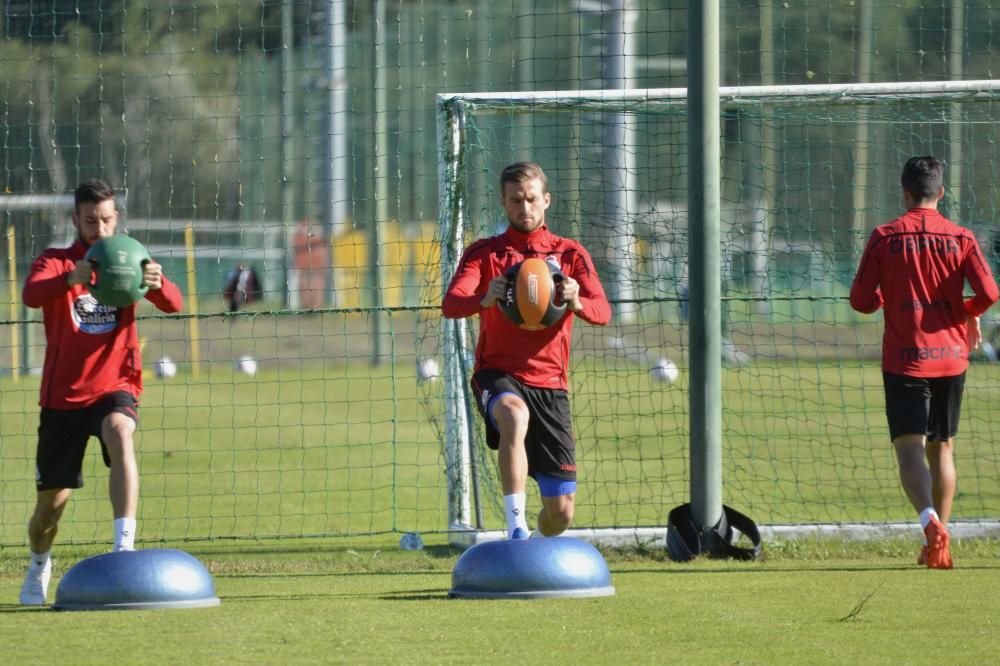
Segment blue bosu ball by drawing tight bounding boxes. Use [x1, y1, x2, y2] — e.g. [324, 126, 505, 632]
[449, 536, 615, 599]
[53, 549, 220, 611]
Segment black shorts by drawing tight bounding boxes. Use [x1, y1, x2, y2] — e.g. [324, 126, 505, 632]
[470, 369, 576, 481]
[883, 371, 965, 442]
[36, 391, 139, 491]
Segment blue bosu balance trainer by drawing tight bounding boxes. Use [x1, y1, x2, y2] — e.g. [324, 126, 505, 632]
[449, 536, 615, 599]
[53, 548, 220, 611]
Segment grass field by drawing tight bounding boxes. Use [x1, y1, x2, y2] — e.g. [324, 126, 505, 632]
[1, 308, 999, 662]
[1, 536, 998, 664]
[2, 315, 1000, 545]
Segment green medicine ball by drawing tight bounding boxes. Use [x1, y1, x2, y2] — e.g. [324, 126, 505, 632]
[84, 235, 152, 307]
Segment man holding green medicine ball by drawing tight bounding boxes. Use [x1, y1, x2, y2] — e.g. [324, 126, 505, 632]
[18, 179, 183, 605]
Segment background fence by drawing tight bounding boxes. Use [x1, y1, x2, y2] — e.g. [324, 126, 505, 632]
[2, 1, 1000, 546]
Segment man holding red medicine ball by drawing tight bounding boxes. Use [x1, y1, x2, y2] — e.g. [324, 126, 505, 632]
[442, 162, 611, 540]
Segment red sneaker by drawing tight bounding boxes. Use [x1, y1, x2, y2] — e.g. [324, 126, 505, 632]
[916, 545, 928, 566]
[923, 516, 954, 570]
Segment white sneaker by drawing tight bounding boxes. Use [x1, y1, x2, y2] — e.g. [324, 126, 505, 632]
[19, 560, 51, 606]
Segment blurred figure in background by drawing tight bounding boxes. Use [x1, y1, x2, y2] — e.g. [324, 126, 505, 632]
[223, 263, 263, 312]
[291, 219, 329, 310]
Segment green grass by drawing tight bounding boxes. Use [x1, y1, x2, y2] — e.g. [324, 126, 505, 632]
[1, 537, 998, 664]
[3, 345, 1000, 545]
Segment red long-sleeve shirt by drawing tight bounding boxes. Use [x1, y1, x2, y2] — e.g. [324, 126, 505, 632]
[23, 240, 184, 409]
[442, 225, 611, 390]
[850, 207, 999, 377]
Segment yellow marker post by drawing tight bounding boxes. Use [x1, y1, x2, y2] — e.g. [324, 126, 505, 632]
[184, 224, 201, 379]
[7, 226, 19, 383]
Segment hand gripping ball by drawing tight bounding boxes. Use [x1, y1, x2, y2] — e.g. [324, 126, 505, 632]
[497, 257, 568, 331]
[84, 236, 152, 307]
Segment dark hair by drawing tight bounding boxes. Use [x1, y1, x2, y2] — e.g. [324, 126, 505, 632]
[74, 179, 116, 211]
[500, 162, 548, 193]
[900, 156, 944, 201]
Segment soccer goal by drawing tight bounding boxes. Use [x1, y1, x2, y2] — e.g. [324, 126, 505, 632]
[430, 79, 1000, 546]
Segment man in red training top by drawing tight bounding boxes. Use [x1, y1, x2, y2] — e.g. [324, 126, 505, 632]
[851, 156, 998, 569]
[19, 179, 184, 605]
[442, 162, 611, 540]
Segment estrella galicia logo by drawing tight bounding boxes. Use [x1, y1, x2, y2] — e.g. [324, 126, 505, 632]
[71, 293, 119, 334]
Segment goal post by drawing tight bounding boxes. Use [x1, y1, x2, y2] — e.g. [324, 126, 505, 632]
[435, 79, 1000, 546]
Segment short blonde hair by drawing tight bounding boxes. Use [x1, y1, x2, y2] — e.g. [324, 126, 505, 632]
[500, 162, 548, 194]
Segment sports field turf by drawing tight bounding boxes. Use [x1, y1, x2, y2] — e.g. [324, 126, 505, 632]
[1, 313, 998, 663]
[1, 537, 998, 664]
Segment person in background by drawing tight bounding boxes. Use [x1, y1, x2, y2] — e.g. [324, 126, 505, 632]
[850, 156, 999, 569]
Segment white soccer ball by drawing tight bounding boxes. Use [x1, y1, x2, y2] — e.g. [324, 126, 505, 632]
[399, 532, 424, 551]
[650, 358, 679, 384]
[235, 354, 258, 377]
[154, 356, 177, 379]
[417, 358, 440, 383]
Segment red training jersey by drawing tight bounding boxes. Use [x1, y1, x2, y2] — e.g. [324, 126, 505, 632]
[442, 224, 611, 390]
[850, 207, 999, 377]
[23, 240, 184, 409]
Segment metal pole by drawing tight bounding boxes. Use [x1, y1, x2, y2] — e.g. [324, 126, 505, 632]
[281, 0, 295, 308]
[687, 0, 723, 531]
[601, 0, 638, 323]
[851, 0, 873, 262]
[370, 0, 388, 364]
[755, 0, 775, 314]
[947, 0, 964, 220]
[7, 224, 20, 382]
[325, 0, 349, 306]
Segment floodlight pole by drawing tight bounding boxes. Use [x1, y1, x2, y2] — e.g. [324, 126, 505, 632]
[369, 0, 388, 364]
[686, 0, 723, 534]
[324, 0, 350, 305]
[947, 0, 964, 220]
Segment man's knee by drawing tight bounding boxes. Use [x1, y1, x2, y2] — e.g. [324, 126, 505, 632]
[543, 496, 575, 531]
[101, 414, 136, 460]
[492, 395, 530, 434]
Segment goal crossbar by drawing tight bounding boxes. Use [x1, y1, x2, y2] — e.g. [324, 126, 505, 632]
[437, 79, 1000, 114]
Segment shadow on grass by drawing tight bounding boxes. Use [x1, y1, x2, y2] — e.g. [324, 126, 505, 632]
[377, 590, 451, 601]
[0, 605, 52, 614]
[609, 561, 1000, 574]
[218, 587, 448, 603]
[217, 570, 450, 579]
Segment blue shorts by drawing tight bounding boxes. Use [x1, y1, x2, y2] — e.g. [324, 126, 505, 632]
[533, 471, 577, 497]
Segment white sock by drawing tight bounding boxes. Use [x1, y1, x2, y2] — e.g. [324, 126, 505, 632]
[503, 493, 528, 536]
[114, 517, 137, 552]
[29, 549, 51, 570]
[918, 507, 938, 532]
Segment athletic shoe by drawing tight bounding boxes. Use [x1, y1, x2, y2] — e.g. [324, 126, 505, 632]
[916, 545, 928, 566]
[924, 516, 953, 570]
[509, 527, 530, 540]
[19, 560, 51, 606]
